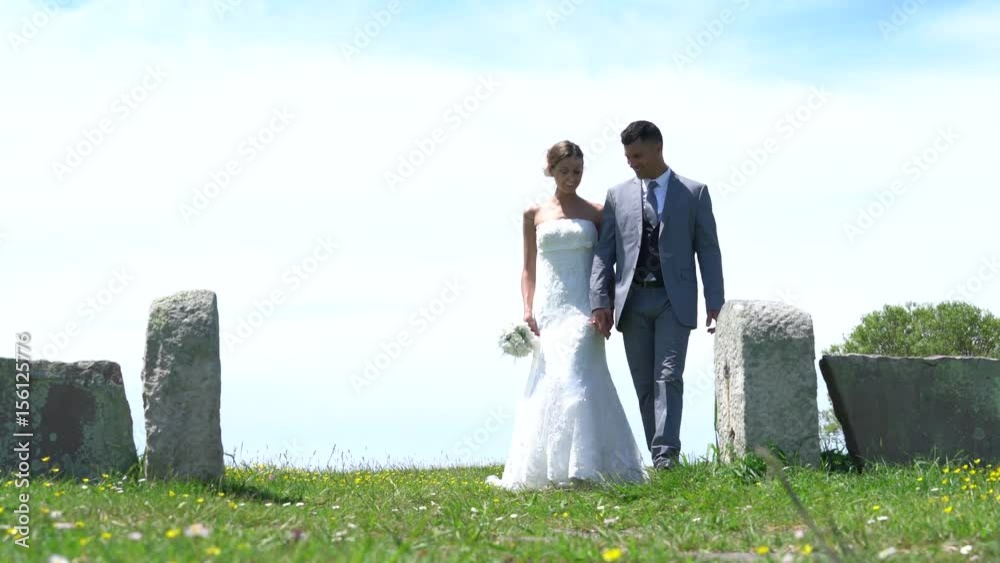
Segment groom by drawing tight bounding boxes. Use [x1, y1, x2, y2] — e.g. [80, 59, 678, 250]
[589, 120, 725, 470]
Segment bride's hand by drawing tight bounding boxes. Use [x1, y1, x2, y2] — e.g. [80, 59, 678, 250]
[590, 308, 612, 339]
[523, 312, 540, 336]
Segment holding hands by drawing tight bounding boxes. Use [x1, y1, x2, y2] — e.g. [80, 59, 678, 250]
[590, 308, 613, 339]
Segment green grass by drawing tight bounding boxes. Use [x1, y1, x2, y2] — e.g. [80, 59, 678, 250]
[2, 453, 999, 562]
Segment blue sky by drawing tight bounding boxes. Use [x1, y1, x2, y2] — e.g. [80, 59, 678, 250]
[1, 0, 998, 470]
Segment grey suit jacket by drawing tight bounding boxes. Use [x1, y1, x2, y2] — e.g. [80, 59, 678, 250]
[589, 170, 725, 330]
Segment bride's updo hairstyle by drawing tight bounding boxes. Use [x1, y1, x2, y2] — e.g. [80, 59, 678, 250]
[544, 140, 584, 177]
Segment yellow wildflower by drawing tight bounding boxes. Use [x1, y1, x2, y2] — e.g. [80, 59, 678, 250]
[601, 547, 623, 562]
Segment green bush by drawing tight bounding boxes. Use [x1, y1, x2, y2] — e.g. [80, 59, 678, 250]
[823, 300, 1000, 358]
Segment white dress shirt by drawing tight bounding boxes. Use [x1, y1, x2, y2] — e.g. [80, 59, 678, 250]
[642, 168, 672, 217]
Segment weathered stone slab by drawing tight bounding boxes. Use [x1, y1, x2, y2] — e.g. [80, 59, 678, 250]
[714, 300, 819, 465]
[142, 290, 224, 481]
[0, 357, 138, 477]
[820, 354, 1000, 467]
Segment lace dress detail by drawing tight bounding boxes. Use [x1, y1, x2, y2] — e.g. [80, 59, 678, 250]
[487, 218, 648, 490]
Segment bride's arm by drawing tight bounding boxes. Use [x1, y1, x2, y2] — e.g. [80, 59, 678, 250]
[521, 206, 539, 333]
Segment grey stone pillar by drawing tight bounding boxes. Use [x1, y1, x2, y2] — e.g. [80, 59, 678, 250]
[714, 300, 819, 466]
[142, 290, 224, 481]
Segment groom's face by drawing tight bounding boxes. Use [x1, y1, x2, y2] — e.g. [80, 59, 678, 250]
[624, 140, 661, 179]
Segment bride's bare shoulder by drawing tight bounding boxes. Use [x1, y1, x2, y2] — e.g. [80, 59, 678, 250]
[523, 204, 541, 231]
[587, 200, 604, 224]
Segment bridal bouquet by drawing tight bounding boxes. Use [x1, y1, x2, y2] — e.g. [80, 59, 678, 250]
[498, 322, 538, 358]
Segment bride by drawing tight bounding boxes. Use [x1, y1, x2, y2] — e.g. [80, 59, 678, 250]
[487, 141, 648, 490]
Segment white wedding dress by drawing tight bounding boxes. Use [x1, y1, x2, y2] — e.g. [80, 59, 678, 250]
[487, 218, 649, 490]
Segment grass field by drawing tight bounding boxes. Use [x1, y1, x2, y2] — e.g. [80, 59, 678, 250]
[2, 453, 999, 562]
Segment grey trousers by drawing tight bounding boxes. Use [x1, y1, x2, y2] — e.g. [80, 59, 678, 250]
[619, 286, 691, 463]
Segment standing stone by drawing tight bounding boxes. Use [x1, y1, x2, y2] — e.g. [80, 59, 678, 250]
[820, 354, 1000, 467]
[142, 290, 224, 481]
[714, 300, 820, 465]
[0, 357, 138, 476]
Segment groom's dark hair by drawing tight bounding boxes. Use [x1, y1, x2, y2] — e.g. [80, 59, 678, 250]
[620, 121, 662, 146]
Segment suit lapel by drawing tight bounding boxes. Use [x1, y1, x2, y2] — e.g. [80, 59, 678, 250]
[631, 178, 643, 242]
[659, 170, 683, 243]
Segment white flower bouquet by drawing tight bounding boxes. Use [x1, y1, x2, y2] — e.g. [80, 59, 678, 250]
[498, 322, 538, 358]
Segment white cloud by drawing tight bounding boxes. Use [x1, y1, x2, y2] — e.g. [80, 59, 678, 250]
[921, 1, 1000, 46]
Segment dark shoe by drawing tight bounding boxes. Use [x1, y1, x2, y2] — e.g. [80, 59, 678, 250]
[653, 455, 680, 471]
